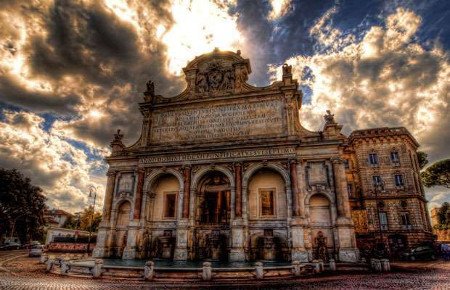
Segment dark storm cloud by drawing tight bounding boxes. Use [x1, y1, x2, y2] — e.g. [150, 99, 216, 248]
[0, 0, 186, 147]
[234, 0, 276, 85]
[0, 76, 81, 114]
[30, 0, 140, 85]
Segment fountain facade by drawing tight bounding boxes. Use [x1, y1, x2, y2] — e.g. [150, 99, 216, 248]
[93, 49, 363, 263]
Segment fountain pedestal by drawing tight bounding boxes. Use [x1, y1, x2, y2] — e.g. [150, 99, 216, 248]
[159, 236, 173, 259]
[263, 235, 276, 261]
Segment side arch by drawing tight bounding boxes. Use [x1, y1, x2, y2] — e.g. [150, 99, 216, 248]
[144, 168, 184, 193]
[242, 162, 291, 189]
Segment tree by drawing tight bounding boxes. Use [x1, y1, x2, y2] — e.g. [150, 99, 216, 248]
[437, 202, 449, 225]
[421, 159, 450, 188]
[68, 206, 102, 233]
[0, 168, 46, 243]
[417, 151, 429, 169]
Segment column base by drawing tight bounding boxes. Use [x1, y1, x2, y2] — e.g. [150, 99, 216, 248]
[338, 248, 359, 262]
[122, 248, 136, 259]
[229, 248, 246, 262]
[291, 250, 309, 262]
[92, 247, 109, 258]
[174, 219, 189, 261]
[173, 248, 188, 261]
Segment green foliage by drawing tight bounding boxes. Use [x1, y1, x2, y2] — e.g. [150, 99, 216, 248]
[417, 151, 429, 169]
[0, 168, 46, 243]
[421, 159, 450, 188]
[63, 206, 102, 233]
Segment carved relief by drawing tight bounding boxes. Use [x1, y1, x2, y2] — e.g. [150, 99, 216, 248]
[195, 60, 246, 95]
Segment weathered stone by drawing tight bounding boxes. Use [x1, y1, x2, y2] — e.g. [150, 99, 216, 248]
[92, 259, 103, 278]
[255, 262, 264, 279]
[144, 261, 154, 280]
[202, 262, 212, 281]
[93, 49, 431, 265]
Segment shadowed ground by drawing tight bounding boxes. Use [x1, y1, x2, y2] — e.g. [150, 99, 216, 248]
[1, 250, 449, 289]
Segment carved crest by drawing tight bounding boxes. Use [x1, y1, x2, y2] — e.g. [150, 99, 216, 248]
[196, 60, 236, 94]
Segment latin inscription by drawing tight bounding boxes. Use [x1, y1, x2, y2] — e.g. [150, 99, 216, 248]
[150, 100, 284, 143]
[139, 147, 296, 164]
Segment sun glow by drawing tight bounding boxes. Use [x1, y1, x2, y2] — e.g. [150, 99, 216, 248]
[88, 109, 104, 119]
[162, 0, 242, 75]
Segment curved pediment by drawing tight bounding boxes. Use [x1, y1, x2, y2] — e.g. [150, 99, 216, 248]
[146, 49, 261, 104]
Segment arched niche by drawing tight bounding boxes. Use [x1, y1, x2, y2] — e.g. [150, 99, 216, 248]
[247, 168, 287, 220]
[146, 173, 181, 221]
[308, 194, 335, 259]
[116, 201, 132, 228]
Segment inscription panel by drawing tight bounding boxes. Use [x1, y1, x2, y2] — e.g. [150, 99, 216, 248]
[140, 147, 296, 165]
[150, 99, 284, 143]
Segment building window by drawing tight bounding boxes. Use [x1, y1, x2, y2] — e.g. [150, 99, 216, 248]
[344, 159, 350, 169]
[259, 189, 276, 217]
[369, 153, 379, 165]
[379, 212, 388, 230]
[400, 212, 412, 229]
[390, 151, 400, 164]
[372, 175, 384, 190]
[347, 183, 353, 197]
[163, 192, 177, 219]
[394, 174, 404, 187]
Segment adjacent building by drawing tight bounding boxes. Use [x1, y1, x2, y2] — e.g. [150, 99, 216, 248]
[93, 49, 433, 262]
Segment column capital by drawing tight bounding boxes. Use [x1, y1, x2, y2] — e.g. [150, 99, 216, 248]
[331, 157, 344, 164]
[106, 170, 117, 177]
[181, 164, 192, 170]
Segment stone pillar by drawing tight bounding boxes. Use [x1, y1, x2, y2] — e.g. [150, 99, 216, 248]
[174, 219, 189, 261]
[332, 158, 358, 262]
[133, 169, 145, 220]
[331, 159, 345, 218]
[298, 161, 306, 218]
[93, 171, 117, 258]
[290, 160, 308, 261]
[234, 163, 242, 218]
[103, 171, 117, 221]
[123, 170, 145, 260]
[182, 166, 191, 219]
[290, 160, 300, 217]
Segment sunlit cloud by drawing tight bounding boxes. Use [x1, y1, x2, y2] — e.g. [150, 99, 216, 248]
[270, 6, 450, 205]
[161, 0, 242, 75]
[0, 110, 105, 212]
[268, 0, 292, 21]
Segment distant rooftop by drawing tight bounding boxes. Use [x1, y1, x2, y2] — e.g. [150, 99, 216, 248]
[348, 127, 419, 147]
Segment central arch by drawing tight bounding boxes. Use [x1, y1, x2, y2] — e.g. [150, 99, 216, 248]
[191, 169, 232, 261]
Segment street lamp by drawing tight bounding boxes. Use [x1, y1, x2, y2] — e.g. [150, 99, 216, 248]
[87, 185, 97, 254]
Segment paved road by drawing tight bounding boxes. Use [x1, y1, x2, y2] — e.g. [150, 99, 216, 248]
[0, 251, 449, 289]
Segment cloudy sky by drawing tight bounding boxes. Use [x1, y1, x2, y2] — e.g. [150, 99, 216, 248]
[0, 0, 448, 212]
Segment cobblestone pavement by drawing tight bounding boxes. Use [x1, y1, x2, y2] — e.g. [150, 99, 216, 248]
[1, 251, 449, 289]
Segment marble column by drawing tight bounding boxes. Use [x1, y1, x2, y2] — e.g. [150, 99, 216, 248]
[234, 163, 242, 218]
[93, 171, 117, 258]
[182, 166, 191, 219]
[331, 158, 351, 218]
[289, 159, 308, 261]
[103, 171, 117, 222]
[123, 170, 145, 259]
[289, 160, 300, 217]
[175, 166, 191, 260]
[230, 163, 245, 261]
[133, 170, 145, 220]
